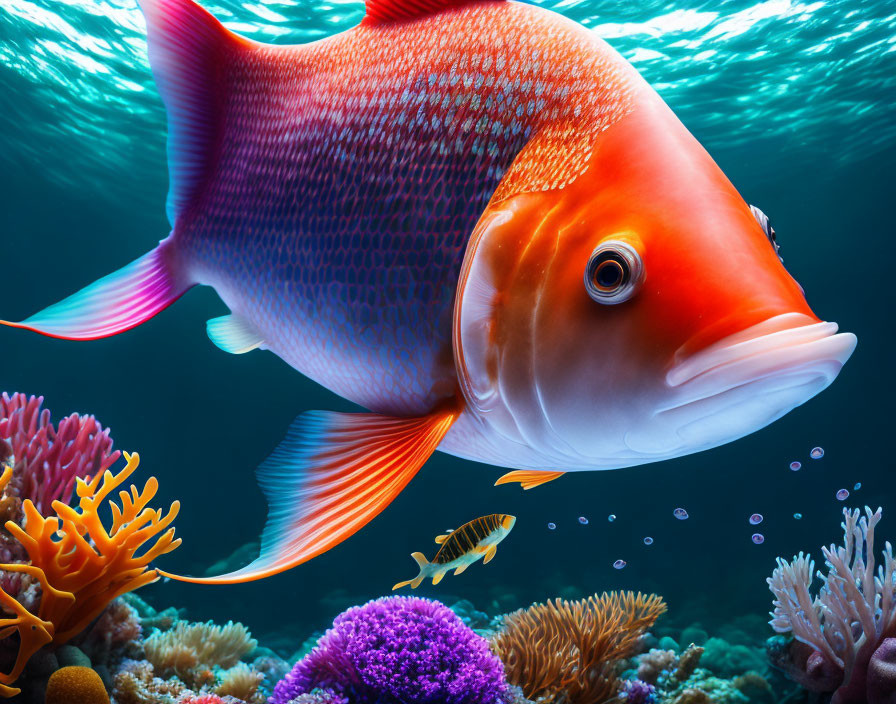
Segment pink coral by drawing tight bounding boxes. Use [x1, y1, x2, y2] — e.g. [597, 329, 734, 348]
[0, 393, 119, 516]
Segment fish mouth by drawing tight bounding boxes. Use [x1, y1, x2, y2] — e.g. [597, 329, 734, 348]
[624, 313, 857, 455]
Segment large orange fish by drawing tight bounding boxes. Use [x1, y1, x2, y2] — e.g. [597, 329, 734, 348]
[1, 0, 855, 582]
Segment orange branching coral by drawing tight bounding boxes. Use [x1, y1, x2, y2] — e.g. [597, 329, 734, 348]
[490, 591, 667, 704]
[0, 452, 181, 696]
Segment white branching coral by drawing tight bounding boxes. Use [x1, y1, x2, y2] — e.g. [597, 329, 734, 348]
[768, 506, 896, 698]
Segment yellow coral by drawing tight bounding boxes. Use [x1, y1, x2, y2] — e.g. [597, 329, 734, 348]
[0, 453, 180, 696]
[490, 591, 667, 704]
[45, 666, 110, 704]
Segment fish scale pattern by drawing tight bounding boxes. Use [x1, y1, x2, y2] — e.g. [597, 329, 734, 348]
[179, 0, 635, 416]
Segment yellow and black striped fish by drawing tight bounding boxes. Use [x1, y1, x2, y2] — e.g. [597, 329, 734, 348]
[392, 514, 516, 590]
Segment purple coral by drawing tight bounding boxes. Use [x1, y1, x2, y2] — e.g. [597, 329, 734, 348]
[768, 506, 896, 703]
[270, 596, 509, 704]
[620, 679, 657, 703]
[0, 392, 119, 516]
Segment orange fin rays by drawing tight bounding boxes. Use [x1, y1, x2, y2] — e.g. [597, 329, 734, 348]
[495, 470, 565, 490]
[161, 405, 460, 584]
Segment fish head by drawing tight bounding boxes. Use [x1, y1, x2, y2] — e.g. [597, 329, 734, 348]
[500, 515, 517, 531]
[454, 97, 856, 470]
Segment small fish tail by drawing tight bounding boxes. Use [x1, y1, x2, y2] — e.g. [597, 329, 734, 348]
[392, 552, 430, 590]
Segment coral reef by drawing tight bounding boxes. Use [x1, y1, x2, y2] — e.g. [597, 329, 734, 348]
[144, 620, 257, 685]
[490, 591, 667, 703]
[44, 666, 110, 704]
[768, 506, 896, 703]
[0, 451, 180, 695]
[626, 640, 774, 704]
[0, 393, 119, 519]
[271, 595, 509, 704]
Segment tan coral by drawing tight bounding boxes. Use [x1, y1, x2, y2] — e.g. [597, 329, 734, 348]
[0, 453, 181, 696]
[112, 660, 187, 704]
[145, 620, 257, 683]
[215, 662, 264, 701]
[490, 591, 666, 704]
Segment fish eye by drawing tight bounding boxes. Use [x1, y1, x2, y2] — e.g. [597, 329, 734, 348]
[584, 241, 643, 304]
[749, 205, 781, 261]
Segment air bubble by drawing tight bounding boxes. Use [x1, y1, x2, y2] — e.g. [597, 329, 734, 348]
[836, 489, 849, 501]
[752, 533, 765, 544]
[607, 514, 616, 523]
[790, 461, 802, 471]
[673, 508, 689, 520]
[643, 536, 654, 545]
[547, 522, 556, 530]
[810, 447, 824, 459]
[613, 559, 626, 569]
[749, 513, 763, 525]
[578, 516, 589, 525]
[794, 513, 803, 520]
[854, 482, 862, 491]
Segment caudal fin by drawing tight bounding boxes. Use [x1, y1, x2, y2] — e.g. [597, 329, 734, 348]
[392, 552, 430, 590]
[1, 0, 243, 339]
[0, 239, 192, 340]
[160, 406, 460, 584]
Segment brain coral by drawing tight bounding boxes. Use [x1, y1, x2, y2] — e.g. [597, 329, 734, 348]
[45, 666, 110, 704]
[270, 596, 509, 704]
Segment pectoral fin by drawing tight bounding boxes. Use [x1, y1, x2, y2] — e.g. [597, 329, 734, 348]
[454, 563, 469, 575]
[160, 405, 460, 583]
[483, 544, 498, 564]
[432, 569, 447, 586]
[495, 470, 565, 490]
[435, 535, 449, 544]
[207, 313, 265, 354]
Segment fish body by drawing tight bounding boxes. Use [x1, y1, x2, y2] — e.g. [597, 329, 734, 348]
[2, 0, 856, 582]
[180, 0, 635, 417]
[393, 513, 515, 589]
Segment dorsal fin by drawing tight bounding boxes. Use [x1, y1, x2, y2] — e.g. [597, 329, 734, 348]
[139, 0, 248, 226]
[363, 0, 500, 25]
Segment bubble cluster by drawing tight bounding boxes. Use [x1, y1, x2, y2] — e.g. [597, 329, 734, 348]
[613, 559, 627, 569]
[578, 516, 589, 525]
[752, 533, 765, 544]
[749, 513, 763, 525]
[607, 514, 616, 522]
[790, 461, 802, 471]
[673, 508, 689, 520]
[836, 489, 849, 501]
[810, 447, 825, 459]
[547, 522, 556, 530]
[643, 536, 654, 545]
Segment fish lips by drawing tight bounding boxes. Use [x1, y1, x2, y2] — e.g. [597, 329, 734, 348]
[624, 313, 857, 455]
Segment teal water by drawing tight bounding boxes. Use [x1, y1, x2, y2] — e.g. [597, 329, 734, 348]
[1, 0, 895, 649]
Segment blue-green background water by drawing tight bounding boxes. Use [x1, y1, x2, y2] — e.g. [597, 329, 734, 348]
[1, 0, 894, 648]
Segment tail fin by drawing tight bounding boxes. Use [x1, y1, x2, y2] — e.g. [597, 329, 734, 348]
[1, 0, 242, 339]
[0, 239, 192, 340]
[138, 0, 251, 226]
[393, 552, 430, 590]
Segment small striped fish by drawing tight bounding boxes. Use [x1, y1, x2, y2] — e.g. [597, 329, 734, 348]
[393, 513, 515, 590]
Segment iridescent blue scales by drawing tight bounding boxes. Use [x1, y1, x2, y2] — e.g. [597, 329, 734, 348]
[180, 1, 633, 415]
